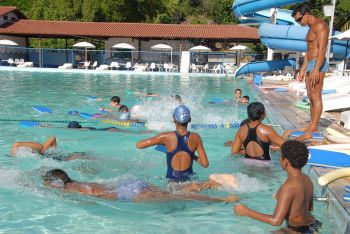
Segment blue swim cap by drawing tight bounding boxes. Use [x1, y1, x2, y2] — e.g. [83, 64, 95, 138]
[173, 105, 191, 124]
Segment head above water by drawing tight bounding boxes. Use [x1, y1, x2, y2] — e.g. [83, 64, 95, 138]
[119, 105, 129, 112]
[242, 95, 249, 104]
[281, 140, 309, 169]
[43, 169, 72, 188]
[68, 121, 81, 128]
[247, 102, 265, 121]
[110, 96, 121, 104]
[234, 89, 242, 99]
[173, 105, 191, 124]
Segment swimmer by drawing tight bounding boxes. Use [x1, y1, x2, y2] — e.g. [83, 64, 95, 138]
[99, 96, 123, 113]
[67, 121, 150, 134]
[136, 105, 209, 182]
[234, 89, 242, 102]
[43, 169, 239, 203]
[234, 140, 321, 233]
[231, 102, 311, 161]
[241, 95, 249, 104]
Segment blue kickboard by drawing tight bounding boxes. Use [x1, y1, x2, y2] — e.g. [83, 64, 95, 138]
[343, 193, 350, 202]
[308, 148, 350, 168]
[345, 185, 350, 193]
[80, 112, 94, 119]
[291, 131, 324, 140]
[273, 88, 289, 92]
[19, 121, 41, 127]
[210, 98, 225, 104]
[33, 106, 52, 114]
[155, 145, 167, 153]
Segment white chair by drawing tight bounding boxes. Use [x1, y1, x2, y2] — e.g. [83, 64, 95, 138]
[14, 58, 20, 65]
[7, 58, 14, 66]
[191, 64, 199, 73]
[210, 64, 218, 73]
[125, 62, 132, 70]
[202, 64, 209, 73]
[215, 64, 222, 73]
[109, 62, 120, 70]
[91, 61, 98, 69]
[58, 63, 73, 69]
[17, 62, 33, 68]
[96, 64, 109, 70]
[150, 63, 156, 71]
[83, 61, 90, 69]
[164, 63, 169, 72]
[19, 58, 25, 65]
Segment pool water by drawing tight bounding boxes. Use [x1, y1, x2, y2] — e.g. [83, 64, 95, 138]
[0, 70, 333, 233]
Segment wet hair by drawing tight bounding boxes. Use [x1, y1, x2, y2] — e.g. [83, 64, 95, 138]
[43, 169, 72, 185]
[240, 118, 251, 127]
[281, 140, 309, 169]
[174, 95, 182, 102]
[110, 96, 121, 104]
[242, 95, 250, 101]
[247, 102, 265, 121]
[234, 89, 242, 94]
[119, 105, 129, 112]
[292, 3, 311, 17]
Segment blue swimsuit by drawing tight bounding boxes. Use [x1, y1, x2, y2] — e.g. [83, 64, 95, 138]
[166, 131, 195, 182]
[243, 123, 271, 161]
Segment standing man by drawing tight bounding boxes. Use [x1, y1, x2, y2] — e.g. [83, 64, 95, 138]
[292, 3, 329, 132]
[136, 105, 209, 182]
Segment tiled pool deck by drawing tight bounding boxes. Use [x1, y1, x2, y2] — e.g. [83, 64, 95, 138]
[254, 82, 350, 233]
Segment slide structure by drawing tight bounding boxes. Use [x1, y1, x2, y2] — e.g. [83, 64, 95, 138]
[232, 0, 350, 78]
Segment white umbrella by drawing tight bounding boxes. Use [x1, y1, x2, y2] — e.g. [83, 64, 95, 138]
[0, 39, 18, 57]
[229, 45, 250, 66]
[73, 41, 95, 62]
[112, 43, 135, 50]
[151, 44, 173, 64]
[189, 45, 211, 52]
[330, 30, 350, 74]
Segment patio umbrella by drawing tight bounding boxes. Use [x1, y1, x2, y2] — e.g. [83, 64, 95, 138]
[151, 44, 173, 64]
[73, 41, 95, 62]
[0, 39, 18, 57]
[330, 30, 350, 75]
[112, 43, 135, 64]
[189, 45, 211, 52]
[229, 45, 250, 66]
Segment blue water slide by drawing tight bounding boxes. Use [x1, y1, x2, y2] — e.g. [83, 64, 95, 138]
[259, 23, 349, 58]
[234, 59, 296, 78]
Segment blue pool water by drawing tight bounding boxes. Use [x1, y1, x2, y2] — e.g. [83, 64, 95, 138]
[0, 70, 333, 233]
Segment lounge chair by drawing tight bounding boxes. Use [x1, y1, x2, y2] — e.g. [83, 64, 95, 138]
[58, 63, 73, 69]
[202, 64, 209, 73]
[7, 58, 14, 66]
[14, 58, 20, 65]
[191, 64, 199, 73]
[150, 63, 156, 72]
[19, 58, 25, 65]
[125, 62, 132, 70]
[83, 61, 90, 69]
[109, 62, 120, 70]
[91, 61, 98, 69]
[17, 62, 33, 68]
[96, 64, 109, 70]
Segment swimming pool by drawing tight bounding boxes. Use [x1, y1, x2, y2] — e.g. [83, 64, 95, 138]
[0, 70, 333, 233]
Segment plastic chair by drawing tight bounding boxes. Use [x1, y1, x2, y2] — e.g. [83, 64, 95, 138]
[7, 58, 14, 66]
[91, 61, 98, 69]
[125, 62, 132, 70]
[150, 63, 156, 72]
[83, 61, 90, 69]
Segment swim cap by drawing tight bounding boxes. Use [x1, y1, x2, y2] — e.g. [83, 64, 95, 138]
[68, 121, 81, 128]
[173, 105, 191, 124]
[209, 174, 238, 188]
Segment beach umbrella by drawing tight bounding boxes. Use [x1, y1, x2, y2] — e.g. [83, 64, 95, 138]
[330, 29, 350, 75]
[0, 39, 18, 57]
[112, 43, 135, 64]
[189, 45, 211, 52]
[73, 41, 95, 62]
[229, 45, 250, 66]
[151, 44, 173, 64]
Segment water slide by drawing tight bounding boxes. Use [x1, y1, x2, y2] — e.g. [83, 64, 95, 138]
[232, 0, 349, 78]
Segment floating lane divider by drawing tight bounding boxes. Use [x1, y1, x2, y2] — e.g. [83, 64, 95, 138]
[0, 118, 96, 124]
[101, 119, 147, 128]
[191, 122, 241, 129]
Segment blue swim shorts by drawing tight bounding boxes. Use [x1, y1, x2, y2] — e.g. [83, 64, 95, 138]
[306, 60, 329, 73]
[115, 177, 149, 201]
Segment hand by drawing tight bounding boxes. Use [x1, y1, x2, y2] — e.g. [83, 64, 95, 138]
[234, 204, 249, 216]
[224, 140, 233, 147]
[297, 73, 304, 82]
[225, 195, 240, 203]
[309, 70, 320, 88]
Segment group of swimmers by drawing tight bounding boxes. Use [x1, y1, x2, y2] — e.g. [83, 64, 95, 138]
[9, 98, 319, 233]
[234, 88, 249, 104]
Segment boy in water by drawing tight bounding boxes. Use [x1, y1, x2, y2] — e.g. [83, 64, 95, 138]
[234, 140, 320, 233]
[99, 96, 123, 113]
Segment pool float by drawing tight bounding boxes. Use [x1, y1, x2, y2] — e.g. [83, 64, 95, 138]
[325, 127, 350, 144]
[295, 101, 309, 110]
[308, 144, 350, 169]
[318, 167, 350, 186]
[290, 131, 324, 140]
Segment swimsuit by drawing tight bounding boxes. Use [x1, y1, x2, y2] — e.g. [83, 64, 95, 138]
[287, 220, 322, 233]
[115, 177, 149, 201]
[166, 131, 195, 182]
[243, 123, 271, 161]
[306, 60, 329, 73]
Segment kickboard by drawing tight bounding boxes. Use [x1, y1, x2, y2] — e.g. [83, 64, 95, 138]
[273, 88, 289, 92]
[155, 145, 167, 153]
[19, 121, 41, 127]
[295, 101, 310, 110]
[33, 106, 52, 114]
[290, 131, 324, 140]
[308, 148, 350, 168]
[79, 112, 94, 119]
[210, 98, 225, 104]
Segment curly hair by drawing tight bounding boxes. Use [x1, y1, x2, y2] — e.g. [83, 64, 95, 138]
[281, 140, 309, 169]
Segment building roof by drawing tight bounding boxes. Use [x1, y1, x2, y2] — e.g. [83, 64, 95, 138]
[0, 19, 259, 42]
[0, 6, 26, 19]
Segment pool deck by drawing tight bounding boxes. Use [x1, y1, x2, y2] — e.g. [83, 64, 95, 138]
[254, 81, 350, 233]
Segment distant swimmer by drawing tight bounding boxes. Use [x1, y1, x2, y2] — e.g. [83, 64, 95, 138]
[234, 140, 321, 233]
[241, 95, 249, 104]
[99, 96, 123, 113]
[43, 169, 239, 203]
[231, 102, 310, 161]
[234, 89, 242, 102]
[292, 3, 329, 133]
[136, 105, 209, 182]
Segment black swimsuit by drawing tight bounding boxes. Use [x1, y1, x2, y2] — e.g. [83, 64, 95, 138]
[243, 123, 271, 160]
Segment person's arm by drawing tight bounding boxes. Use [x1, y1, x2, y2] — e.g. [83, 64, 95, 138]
[234, 184, 293, 226]
[136, 134, 164, 149]
[310, 24, 329, 87]
[267, 127, 285, 147]
[298, 55, 308, 82]
[194, 134, 209, 168]
[231, 128, 244, 154]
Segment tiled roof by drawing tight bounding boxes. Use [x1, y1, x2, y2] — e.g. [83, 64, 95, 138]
[0, 6, 26, 19]
[0, 19, 259, 41]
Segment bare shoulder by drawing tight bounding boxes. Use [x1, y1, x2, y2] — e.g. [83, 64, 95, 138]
[313, 19, 329, 31]
[189, 132, 202, 141]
